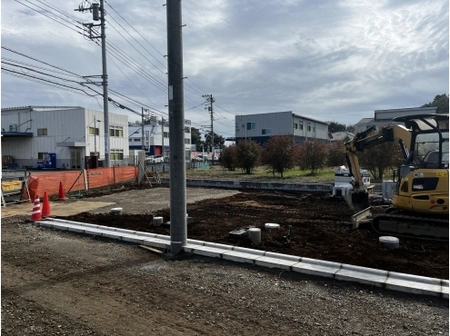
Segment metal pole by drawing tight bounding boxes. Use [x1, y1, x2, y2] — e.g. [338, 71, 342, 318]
[167, 0, 187, 254]
[210, 97, 214, 165]
[141, 107, 145, 151]
[100, 0, 110, 167]
[94, 116, 97, 155]
[161, 117, 165, 156]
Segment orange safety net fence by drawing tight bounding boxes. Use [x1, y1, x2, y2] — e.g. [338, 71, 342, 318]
[25, 166, 137, 201]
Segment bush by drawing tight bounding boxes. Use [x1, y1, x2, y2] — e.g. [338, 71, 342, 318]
[220, 145, 238, 171]
[297, 139, 328, 175]
[261, 135, 295, 177]
[236, 140, 261, 174]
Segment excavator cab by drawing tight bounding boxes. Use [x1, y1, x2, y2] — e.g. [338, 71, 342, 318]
[345, 114, 449, 240]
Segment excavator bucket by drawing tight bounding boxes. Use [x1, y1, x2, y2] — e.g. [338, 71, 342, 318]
[344, 190, 370, 211]
[351, 191, 370, 211]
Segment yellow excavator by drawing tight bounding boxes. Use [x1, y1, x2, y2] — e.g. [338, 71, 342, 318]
[345, 113, 449, 240]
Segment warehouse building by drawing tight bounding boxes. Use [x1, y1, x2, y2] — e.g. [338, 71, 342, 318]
[1, 106, 129, 169]
[353, 106, 438, 133]
[235, 111, 329, 145]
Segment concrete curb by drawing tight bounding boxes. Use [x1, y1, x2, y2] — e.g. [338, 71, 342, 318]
[159, 178, 334, 193]
[33, 218, 448, 299]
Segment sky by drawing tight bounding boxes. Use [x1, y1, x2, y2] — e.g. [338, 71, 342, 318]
[1, 0, 448, 139]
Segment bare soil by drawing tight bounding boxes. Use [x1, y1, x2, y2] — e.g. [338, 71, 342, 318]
[2, 184, 448, 336]
[66, 186, 449, 280]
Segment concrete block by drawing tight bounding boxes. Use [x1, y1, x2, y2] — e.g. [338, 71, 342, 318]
[292, 257, 341, 278]
[232, 246, 265, 256]
[335, 263, 388, 287]
[255, 255, 300, 270]
[184, 245, 225, 258]
[385, 272, 442, 296]
[441, 280, 449, 299]
[222, 250, 258, 264]
[263, 251, 301, 262]
[203, 242, 233, 250]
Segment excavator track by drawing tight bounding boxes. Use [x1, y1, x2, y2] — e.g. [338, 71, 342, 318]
[372, 213, 449, 242]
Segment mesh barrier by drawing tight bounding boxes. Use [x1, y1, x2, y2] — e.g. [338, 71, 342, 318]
[28, 166, 138, 199]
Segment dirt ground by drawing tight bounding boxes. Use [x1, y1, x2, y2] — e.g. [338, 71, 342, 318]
[66, 185, 449, 280]
[2, 184, 449, 336]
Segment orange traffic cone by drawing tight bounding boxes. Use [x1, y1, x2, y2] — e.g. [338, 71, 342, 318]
[30, 195, 42, 221]
[57, 181, 68, 201]
[42, 191, 52, 217]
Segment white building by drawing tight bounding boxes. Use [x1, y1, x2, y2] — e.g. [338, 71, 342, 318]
[329, 131, 354, 142]
[128, 117, 192, 159]
[235, 111, 329, 144]
[354, 107, 438, 133]
[1, 106, 129, 169]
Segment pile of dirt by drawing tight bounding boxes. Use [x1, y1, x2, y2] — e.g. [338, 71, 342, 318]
[65, 189, 449, 279]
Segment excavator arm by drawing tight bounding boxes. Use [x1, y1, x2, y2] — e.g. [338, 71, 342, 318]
[344, 124, 411, 208]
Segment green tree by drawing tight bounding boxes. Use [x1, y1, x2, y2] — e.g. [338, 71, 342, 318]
[261, 135, 295, 177]
[220, 145, 238, 171]
[297, 140, 328, 175]
[236, 140, 261, 174]
[191, 127, 202, 150]
[421, 94, 449, 114]
[204, 131, 225, 151]
[345, 124, 355, 133]
[327, 121, 346, 133]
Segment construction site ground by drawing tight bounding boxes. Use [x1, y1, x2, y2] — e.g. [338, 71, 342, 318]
[62, 184, 449, 280]
[2, 184, 448, 335]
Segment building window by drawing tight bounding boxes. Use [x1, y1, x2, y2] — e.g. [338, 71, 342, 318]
[184, 138, 191, 144]
[294, 123, 298, 129]
[37, 128, 48, 136]
[88, 127, 99, 135]
[299, 124, 303, 130]
[313, 127, 315, 132]
[246, 122, 256, 130]
[164, 132, 169, 138]
[109, 127, 123, 137]
[110, 149, 124, 160]
[134, 138, 140, 142]
[262, 129, 271, 135]
[307, 126, 311, 131]
[184, 127, 190, 133]
[37, 152, 46, 159]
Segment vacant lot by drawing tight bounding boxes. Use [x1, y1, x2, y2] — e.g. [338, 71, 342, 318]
[67, 187, 448, 280]
[2, 185, 448, 336]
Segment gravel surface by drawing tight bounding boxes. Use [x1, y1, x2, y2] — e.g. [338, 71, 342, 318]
[2, 212, 448, 336]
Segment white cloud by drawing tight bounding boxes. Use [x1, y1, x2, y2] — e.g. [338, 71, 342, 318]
[1, 0, 448, 137]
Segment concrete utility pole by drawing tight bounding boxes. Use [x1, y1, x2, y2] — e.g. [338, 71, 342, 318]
[202, 94, 215, 163]
[166, 0, 187, 254]
[75, 0, 110, 167]
[161, 117, 165, 156]
[141, 108, 149, 152]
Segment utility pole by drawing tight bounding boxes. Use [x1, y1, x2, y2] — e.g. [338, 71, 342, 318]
[161, 117, 165, 157]
[167, 0, 187, 254]
[202, 94, 215, 163]
[75, 0, 110, 167]
[141, 108, 149, 152]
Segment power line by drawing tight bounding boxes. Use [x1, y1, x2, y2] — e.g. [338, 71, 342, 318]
[15, 0, 87, 35]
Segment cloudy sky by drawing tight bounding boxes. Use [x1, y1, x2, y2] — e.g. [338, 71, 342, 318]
[1, 0, 448, 138]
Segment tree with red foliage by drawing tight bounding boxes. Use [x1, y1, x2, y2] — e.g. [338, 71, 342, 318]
[236, 140, 261, 174]
[220, 145, 238, 171]
[261, 135, 295, 177]
[297, 139, 328, 175]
